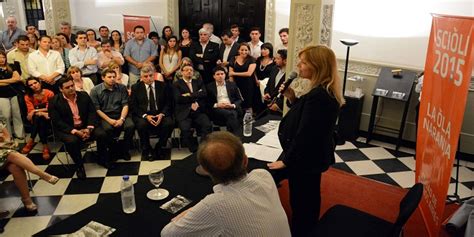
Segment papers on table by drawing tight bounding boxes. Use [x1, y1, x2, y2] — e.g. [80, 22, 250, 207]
[244, 143, 282, 162]
[256, 129, 281, 149]
[255, 120, 280, 133]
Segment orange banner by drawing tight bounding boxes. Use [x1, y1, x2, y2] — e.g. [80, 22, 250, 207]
[416, 14, 473, 236]
[123, 15, 150, 42]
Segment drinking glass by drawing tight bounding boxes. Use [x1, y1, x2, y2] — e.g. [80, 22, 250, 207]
[147, 169, 169, 200]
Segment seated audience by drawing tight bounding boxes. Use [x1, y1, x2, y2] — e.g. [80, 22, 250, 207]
[173, 64, 211, 153]
[263, 49, 287, 114]
[90, 69, 134, 163]
[7, 35, 34, 81]
[0, 120, 59, 212]
[206, 66, 242, 135]
[67, 66, 94, 95]
[130, 66, 174, 160]
[27, 35, 65, 93]
[0, 50, 24, 139]
[159, 36, 182, 83]
[21, 78, 54, 159]
[142, 62, 164, 82]
[173, 57, 201, 82]
[26, 32, 38, 50]
[69, 31, 99, 84]
[51, 36, 71, 69]
[86, 29, 101, 50]
[108, 61, 129, 88]
[48, 77, 105, 179]
[56, 33, 73, 49]
[161, 131, 290, 236]
[97, 41, 124, 70]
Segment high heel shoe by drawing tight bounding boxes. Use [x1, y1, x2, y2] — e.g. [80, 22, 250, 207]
[46, 175, 59, 185]
[21, 198, 38, 212]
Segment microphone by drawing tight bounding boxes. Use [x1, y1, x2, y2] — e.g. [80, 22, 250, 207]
[277, 71, 298, 99]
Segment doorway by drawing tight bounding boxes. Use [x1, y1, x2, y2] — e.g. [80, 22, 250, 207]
[179, 0, 266, 42]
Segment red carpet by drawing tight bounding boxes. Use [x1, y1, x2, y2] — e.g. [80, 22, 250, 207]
[277, 168, 460, 237]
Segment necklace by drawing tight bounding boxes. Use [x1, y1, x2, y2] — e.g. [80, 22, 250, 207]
[259, 58, 272, 71]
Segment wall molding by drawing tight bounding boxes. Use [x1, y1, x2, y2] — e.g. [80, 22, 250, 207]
[264, 0, 276, 45]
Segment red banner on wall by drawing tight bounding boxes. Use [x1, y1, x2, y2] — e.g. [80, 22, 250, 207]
[416, 14, 473, 236]
[123, 15, 150, 42]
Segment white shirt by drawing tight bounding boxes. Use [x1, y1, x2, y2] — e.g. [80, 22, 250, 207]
[215, 82, 231, 106]
[27, 49, 65, 79]
[161, 169, 291, 237]
[248, 41, 263, 59]
[69, 46, 98, 75]
[210, 34, 222, 45]
[275, 68, 285, 88]
[222, 41, 234, 63]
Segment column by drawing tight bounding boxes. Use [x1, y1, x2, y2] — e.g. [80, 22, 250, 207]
[42, 0, 72, 36]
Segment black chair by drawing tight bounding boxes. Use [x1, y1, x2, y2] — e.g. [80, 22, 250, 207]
[316, 183, 424, 237]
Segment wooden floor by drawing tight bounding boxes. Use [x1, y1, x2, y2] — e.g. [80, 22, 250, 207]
[277, 167, 461, 237]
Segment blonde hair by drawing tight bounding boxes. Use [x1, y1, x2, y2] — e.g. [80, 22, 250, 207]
[108, 62, 122, 73]
[298, 45, 345, 106]
[67, 66, 82, 77]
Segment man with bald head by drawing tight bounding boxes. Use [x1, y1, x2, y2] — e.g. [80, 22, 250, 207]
[0, 16, 26, 52]
[161, 131, 290, 236]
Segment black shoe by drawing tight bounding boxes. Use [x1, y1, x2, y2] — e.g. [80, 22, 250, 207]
[0, 210, 9, 219]
[123, 151, 131, 161]
[188, 144, 198, 153]
[76, 166, 87, 180]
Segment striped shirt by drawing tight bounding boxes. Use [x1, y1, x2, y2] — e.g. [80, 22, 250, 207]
[161, 169, 291, 237]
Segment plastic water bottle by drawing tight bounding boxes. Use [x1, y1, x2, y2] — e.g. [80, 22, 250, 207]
[121, 175, 136, 214]
[243, 110, 253, 137]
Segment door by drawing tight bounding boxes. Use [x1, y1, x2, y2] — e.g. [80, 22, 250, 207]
[179, 0, 266, 42]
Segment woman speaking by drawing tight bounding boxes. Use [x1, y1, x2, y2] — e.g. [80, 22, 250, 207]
[268, 45, 345, 236]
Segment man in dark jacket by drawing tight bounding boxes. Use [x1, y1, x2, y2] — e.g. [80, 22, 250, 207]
[190, 28, 219, 84]
[48, 77, 106, 179]
[130, 66, 174, 160]
[206, 66, 242, 135]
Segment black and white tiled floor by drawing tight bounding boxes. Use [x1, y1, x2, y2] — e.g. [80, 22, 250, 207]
[0, 138, 473, 236]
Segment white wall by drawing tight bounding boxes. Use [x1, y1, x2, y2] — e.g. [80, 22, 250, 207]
[69, 0, 168, 33]
[274, 0, 291, 46]
[330, 0, 473, 70]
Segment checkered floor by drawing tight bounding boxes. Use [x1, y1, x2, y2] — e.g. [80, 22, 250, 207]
[0, 138, 473, 236]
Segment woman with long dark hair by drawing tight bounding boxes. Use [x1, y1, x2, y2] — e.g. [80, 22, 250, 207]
[229, 43, 257, 112]
[0, 50, 24, 140]
[159, 35, 182, 82]
[254, 42, 276, 113]
[21, 77, 54, 159]
[86, 29, 101, 50]
[268, 45, 345, 236]
[178, 28, 193, 59]
[159, 26, 173, 47]
[109, 30, 125, 55]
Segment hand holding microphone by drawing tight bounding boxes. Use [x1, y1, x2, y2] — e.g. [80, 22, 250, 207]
[277, 71, 298, 103]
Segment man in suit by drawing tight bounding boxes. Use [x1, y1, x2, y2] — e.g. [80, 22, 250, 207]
[90, 69, 135, 166]
[189, 28, 219, 84]
[130, 66, 174, 160]
[217, 30, 239, 71]
[48, 77, 107, 179]
[173, 64, 212, 153]
[263, 49, 287, 114]
[206, 66, 242, 136]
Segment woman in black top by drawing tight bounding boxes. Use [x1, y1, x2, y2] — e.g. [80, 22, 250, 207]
[255, 43, 276, 113]
[179, 28, 193, 59]
[229, 43, 257, 112]
[0, 50, 24, 139]
[268, 45, 345, 236]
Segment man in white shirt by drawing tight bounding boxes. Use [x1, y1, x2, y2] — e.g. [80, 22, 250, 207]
[161, 131, 291, 237]
[203, 23, 222, 45]
[217, 30, 239, 69]
[69, 31, 99, 84]
[27, 35, 65, 92]
[248, 27, 263, 59]
[275, 28, 289, 51]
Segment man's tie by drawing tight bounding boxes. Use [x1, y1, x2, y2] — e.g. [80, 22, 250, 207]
[148, 85, 157, 113]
